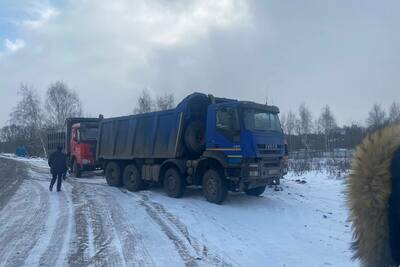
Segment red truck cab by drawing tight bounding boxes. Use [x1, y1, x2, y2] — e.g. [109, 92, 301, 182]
[67, 119, 100, 177]
[47, 117, 102, 177]
[69, 120, 100, 177]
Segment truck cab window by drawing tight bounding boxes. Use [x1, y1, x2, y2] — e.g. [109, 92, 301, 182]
[81, 128, 98, 141]
[243, 108, 282, 133]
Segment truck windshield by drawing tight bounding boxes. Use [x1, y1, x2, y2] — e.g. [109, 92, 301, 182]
[242, 108, 282, 133]
[80, 128, 98, 140]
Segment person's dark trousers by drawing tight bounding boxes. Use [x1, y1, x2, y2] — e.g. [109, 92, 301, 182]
[50, 172, 63, 192]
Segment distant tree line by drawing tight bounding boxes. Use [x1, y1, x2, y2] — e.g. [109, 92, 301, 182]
[280, 102, 400, 153]
[0, 82, 83, 156]
[0, 85, 175, 156]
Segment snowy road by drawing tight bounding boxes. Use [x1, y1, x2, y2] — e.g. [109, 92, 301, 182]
[0, 155, 357, 267]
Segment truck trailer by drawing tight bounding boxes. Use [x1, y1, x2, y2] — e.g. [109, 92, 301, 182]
[47, 117, 102, 177]
[97, 93, 286, 204]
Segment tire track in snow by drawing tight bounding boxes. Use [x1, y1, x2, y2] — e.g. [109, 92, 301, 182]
[11, 163, 74, 267]
[68, 181, 125, 267]
[128, 190, 232, 267]
[94, 188, 154, 266]
[144, 196, 230, 267]
[37, 188, 72, 266]
[0, 179, 49, 267]
[68, 184, 91, 266]
[0, 158, 26, 211]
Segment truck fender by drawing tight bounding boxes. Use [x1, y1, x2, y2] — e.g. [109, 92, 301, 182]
[193, 151, 227, 185]
[159, 159, 187, 180]
[201, 150, 228, 168]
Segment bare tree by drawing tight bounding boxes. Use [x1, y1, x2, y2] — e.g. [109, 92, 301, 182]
[133, 89, 153, 114]
[45, 81, 83, 130]
[280, 113, 287, 133]
[318, 105, 337, 151]
[285, 111, 297, 136]
[298, 103, 313, 150]
[388, 102, 400, 125]
[10, 84, 47, 156]
[156, 93, 175, 111]
[366, 104, 387, 132]
[281, 111, 297, 150]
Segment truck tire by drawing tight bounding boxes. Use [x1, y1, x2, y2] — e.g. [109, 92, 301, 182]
[245, 186, 266, 196]
[184, 121, 205, 155]
[123, 164, 145, 192]
[202, 169, 227, 204]
[105, 162, 123, 187]
[163, 168, 185, 198]
[72, 160, 81, 178]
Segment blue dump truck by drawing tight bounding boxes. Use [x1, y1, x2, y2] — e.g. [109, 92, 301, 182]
[97, 93, 286, 204]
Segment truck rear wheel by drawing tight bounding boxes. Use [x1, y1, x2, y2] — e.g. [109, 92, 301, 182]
[72, 160, 81, 178]
[202, 169, 227, 204]
[163, 168, 185, 198]
[105, 162, 122, 187]
[123, 164, 145, 192]
[184, 121, 205, 155]
[245, 186, 266, 196]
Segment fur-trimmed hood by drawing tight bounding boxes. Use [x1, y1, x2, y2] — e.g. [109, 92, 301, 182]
[347, 124, 400, 267]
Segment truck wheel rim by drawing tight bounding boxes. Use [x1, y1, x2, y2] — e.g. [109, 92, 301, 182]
[167, 176, 176, 191]
[129, 172, 136, 184]
[207, 178, 217, 196]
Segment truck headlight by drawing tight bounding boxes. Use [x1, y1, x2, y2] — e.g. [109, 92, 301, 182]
[248, 163, 259, 177]
[268, 169, 280, 176]
[249, 170, 259, 177]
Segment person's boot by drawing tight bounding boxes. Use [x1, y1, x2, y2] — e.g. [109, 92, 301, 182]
[49, 185, 53, 192]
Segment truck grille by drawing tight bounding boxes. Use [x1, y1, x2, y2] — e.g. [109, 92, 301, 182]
[257, 144, 283, 155]
[261, 158, 281, 168]
[259, 158, 282, 177]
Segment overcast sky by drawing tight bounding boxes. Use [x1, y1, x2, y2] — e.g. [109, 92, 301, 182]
[0, 0, 399, 127]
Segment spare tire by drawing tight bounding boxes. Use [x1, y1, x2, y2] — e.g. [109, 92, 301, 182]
[184, 121, 205, 155]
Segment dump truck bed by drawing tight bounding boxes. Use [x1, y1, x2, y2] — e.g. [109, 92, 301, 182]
[97, 93, 210, 160]
[97, 110, 183, 160]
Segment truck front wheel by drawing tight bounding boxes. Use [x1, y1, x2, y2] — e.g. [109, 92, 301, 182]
[72, 160, 81, 178]
[163, 168, 185, 198]
[202, 169, 227, 204]
[105, 162, 123, 187]
[245, 186, 266, 196]
[123, 164, 145, 192]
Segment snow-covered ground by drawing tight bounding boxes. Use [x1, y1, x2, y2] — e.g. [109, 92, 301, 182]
[0, 154, 357, 267]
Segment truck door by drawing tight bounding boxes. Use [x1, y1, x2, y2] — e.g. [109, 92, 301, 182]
[206, 103, 241, 151]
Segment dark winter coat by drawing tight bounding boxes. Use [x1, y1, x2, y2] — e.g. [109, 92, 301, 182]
[48, 150, 67, 175]
[347, 124, 400, 267]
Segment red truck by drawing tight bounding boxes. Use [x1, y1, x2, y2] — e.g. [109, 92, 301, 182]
[47, 117, 102, 177]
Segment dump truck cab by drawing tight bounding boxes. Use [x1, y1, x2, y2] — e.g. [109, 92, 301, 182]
[66, 118, 101, 177]
[70, 122, 98, 173]
[197, 99, 285, 193]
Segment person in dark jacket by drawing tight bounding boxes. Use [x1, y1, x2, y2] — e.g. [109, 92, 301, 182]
[347, 124, 400, 267]
[48, 146, 67, 192]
